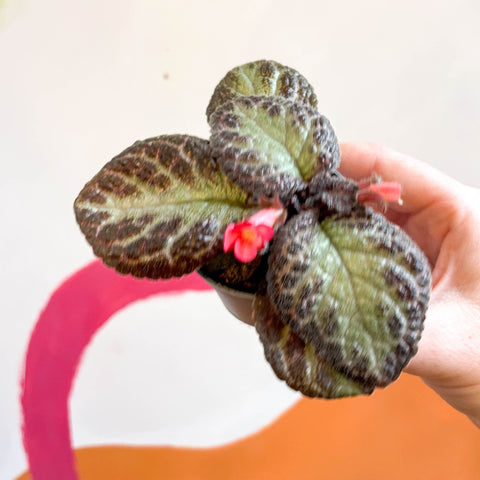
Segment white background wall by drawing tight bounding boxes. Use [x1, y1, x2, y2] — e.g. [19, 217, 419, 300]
[1, 0, 480, 478]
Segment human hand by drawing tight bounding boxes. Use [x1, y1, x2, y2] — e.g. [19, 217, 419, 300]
[340, 142, 480, 428]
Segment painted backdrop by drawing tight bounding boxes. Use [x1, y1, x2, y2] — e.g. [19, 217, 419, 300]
[1, 0, 480, 478]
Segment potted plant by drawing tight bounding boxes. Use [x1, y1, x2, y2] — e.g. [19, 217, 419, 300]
[74, 60, 430, 399]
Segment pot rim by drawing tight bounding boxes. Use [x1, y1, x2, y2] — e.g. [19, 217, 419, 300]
[196, 267, 255, 325]
[196, 267, 255, 299]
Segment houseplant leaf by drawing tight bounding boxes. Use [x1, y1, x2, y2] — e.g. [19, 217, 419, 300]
[74, 135, 254, 279]
[266, 209, 430, 391]
[210, 96, 340, 200]
[206, 59, 318, 121]
[254, 292, 368, 398]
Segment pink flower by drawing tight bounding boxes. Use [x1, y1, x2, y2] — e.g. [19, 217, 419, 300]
[357, 177, 403, 206]
[223, 206, 286, 263]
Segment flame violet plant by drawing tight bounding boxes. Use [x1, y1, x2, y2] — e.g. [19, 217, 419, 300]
[75, 60, 430, 398]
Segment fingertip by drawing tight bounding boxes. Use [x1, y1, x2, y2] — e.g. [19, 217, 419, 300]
[338, 142, 458, 214]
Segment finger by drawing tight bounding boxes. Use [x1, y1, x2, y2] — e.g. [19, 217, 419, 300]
[339, 142, 460, 215]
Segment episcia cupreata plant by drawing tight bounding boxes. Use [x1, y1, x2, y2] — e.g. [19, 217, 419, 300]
[74, 60, 431, 398]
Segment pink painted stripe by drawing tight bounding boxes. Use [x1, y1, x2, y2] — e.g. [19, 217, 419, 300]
[20, 260, 211, 480]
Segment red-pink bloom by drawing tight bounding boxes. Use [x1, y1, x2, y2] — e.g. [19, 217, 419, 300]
[223, 206, 285, 263]
[357, 179, 403, 206]
[223, 222, 274, 262]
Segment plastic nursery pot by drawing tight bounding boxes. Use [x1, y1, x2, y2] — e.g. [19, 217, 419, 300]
[197, 268, 255, 326]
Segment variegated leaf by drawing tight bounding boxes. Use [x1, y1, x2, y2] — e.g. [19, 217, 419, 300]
[305, 172, 359, 216]
[74, 135, 254, 279]
[254, 292, 369, 398]
[266, 209, 430, 391]
[210, 96, 340, 201]
[206, 59, 318, 121]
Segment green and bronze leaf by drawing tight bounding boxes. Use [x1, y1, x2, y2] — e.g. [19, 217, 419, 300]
[206, 59, 318, 121]
[210, 96, 340, 201]
[254, 291, 369, 398]
[74, 135, 255, 279]
[305, 172, 359, 216]
[264, 209, 430, 392]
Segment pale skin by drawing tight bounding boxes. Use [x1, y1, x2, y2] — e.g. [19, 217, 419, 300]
[340, 142, 480, 428]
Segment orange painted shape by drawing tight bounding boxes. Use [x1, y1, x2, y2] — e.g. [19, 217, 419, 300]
[16, 374, 480, 480]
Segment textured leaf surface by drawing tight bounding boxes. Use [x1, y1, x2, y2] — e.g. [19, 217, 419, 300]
[206, 59, 318, 121]
[74, 135, 253, 279]
[254, 292, 368, 398]
[210, 96, 340, 200]
[305, 173, 359, 215]
[266, 209, 430, 392]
